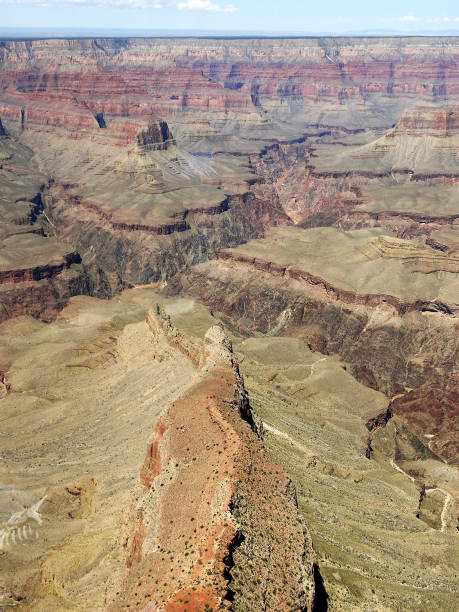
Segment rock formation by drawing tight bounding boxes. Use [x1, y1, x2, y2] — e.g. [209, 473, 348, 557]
[109, 310, 315, 611]
[0, 35, 457, 611]
[0, 293, 316, 611]
[390, 372, 459, 465]
[180, 225, 458, 395]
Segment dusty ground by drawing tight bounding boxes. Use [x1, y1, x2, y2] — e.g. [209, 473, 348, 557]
[0, 291, 199, 609]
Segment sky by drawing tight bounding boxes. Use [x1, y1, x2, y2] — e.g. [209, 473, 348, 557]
[1, 0, 459, 34]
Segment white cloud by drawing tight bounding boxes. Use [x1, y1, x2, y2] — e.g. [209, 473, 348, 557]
[177, 0, 237, 11]
[400, 15, 420, 22]
[0, 0, 238, 7]
[426, 14, 458, 24]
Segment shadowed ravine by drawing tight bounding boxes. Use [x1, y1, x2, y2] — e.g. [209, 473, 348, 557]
[0, 35, 457, 611]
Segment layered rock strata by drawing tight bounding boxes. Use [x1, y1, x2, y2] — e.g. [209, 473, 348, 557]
[1, 37, 458, 147]
[43, 183, 289, 286]
[180, 239, 458, 396]
[108, 307, 315, 611]
[0, 35, 457, 612]
[390, 372, 459, 465]
[0, 137, 114, 322]
[0, 292, 316, 610]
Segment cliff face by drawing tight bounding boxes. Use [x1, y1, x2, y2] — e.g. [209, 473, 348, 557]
[0, 37, 457, 141]
[0, 36, 457, 611]
[0, 136, 114, 322]
[137, 120, 174, 151]
[0, 292, 316, 611]
[107, 308, 316, 611]
[0, 263, 112, 323]
[390, 373, 459, 465]
[42, 185, 290, 286]
[1, 37, 457, 295]
[180, 249, 458, 397]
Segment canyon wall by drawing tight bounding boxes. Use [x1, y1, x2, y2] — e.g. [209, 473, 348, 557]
[181, 253, 458, 397]
[0, 36, 457, 610]
[0, 37, 458, 143]
[1, 36, 457, 303]
[0, 293, 317, 610]
[108, 309, 315, 611]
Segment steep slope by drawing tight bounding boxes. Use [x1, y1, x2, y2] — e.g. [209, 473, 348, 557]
[0, 37, 458, 292]
[109, 308, 315, 611]
[235, 335, 458, 611]
[0, 35, 458, 612]
[180, 225, 458, 396]
[0, 290, 315, 611]
[313, 106, 459, 176]
[0, 137, 112, 322]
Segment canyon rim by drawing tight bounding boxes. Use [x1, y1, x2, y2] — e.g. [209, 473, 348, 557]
[0, 28, 458, 612]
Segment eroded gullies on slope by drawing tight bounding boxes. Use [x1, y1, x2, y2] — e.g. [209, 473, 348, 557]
[0, 36, 458, 611]
[0, 292, 316, 611]
[0, 292, 200, 608]
[231, 334, 458, 611]
[0, 288, 457, 610]
[0, 137, 114, 323]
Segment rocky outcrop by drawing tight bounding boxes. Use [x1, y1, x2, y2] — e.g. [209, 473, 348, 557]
[108, 310, 316, 611]
[0, 38, 457, 142]
[43, 184, 289, 287]
[390, 373, 459, 465]
[137, 120, 174, 151]
[216, 249, 456, 315]
[0, 118, 7, 138]
[0, 261, 113, 323]
[0, 251, 81, 284]
[392, 107, 458, 137]
[180, 257, 458, 396]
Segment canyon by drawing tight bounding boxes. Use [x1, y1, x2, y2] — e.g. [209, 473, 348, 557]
[0, 36, 457, 611]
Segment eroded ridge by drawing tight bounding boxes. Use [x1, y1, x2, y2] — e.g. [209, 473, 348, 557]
[108, 307, 315, 611]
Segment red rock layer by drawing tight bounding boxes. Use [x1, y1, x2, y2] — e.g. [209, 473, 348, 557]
[217, 249, 455, 315]
[0, 38, 458, 142]
[0, 251, 81, 284]
[0, 264, 113, 324]
[392, 107, 459, 137]
[107, 311, 315, 611]
[42, 184, 290, 287]
[181, 259, 458, 396]
[390, 373, 459, 465]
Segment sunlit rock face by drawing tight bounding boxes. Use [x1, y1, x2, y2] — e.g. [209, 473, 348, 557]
[0, 35, 458, 612]
[0, 37, 457, 145]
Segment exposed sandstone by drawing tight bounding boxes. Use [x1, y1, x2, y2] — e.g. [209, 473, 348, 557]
[0, 264, 112, 323]
[1, 38, 458, 146]
[180, 254, 458, 396]
[0, 34, 457, 612]
[42, 183, 289, 286]
[107, 308, 315, 611]
[137, 120, 174, 151]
